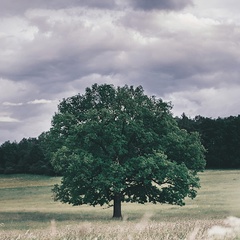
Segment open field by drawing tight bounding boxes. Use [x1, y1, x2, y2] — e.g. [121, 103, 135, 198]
[0, 170, 240, 239]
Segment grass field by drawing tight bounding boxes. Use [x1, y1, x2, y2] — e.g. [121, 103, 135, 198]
[0, 170, 240, 239]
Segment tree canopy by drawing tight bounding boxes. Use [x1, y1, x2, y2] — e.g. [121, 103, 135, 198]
[49, 84, 206, 218]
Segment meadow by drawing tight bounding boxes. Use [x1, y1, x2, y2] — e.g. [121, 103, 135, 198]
[0, 170, 240, 239]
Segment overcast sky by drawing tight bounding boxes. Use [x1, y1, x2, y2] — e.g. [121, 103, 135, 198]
[1, 0, 240, 144]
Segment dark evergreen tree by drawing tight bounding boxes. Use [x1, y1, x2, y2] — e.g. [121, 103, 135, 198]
[1, 141, 19, 174]
[177, 114, 240, 169]
[0, 137, 54, 175]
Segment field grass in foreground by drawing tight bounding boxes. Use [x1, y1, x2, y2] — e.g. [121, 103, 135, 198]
[0, 170, 240, 239]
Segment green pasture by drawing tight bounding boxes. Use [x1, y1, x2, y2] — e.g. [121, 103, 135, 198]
[0, 170, 240, 239]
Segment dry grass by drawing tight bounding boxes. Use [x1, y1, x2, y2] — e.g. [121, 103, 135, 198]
[0, 216, 240, 239]
[0, 170, 240, 239]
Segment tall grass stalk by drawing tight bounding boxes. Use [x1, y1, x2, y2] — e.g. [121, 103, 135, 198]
[0, 216, 240, 240]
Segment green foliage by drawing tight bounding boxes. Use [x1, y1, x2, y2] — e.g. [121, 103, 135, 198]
[0, 141, 19, 174]
[50, 84, 205, 214]
[0, 137, 54, 175]
[176, 114, 240, 169]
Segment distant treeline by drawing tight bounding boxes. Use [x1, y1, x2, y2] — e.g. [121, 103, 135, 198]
[176, 114, 240, 169]
[1, 114, 240, 175]
[0, 133, 54, 175]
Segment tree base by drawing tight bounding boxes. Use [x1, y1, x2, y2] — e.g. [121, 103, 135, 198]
[112, 215, 123, 220]
[113, 194, 122, 219]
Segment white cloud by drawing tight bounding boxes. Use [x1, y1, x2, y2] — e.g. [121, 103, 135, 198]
[27, 99, 54, 104]
[0, 17, 38, 41]
[0, 78, 31, 102]
[0, 116, 19, 123]
[2, 102, 23, 106]
[164, 84, 240, 118]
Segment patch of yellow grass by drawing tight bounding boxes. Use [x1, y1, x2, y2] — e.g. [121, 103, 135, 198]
[0, 216, 240, 240]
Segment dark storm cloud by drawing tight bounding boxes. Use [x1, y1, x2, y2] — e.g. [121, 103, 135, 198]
[129, 0, 193, 11]
[0, 0, 119, 16]
[0, 0, 193, 17]
[0, 7, 132, 96]
[1, 0, 240, 144]
[73, 0, 118, 9]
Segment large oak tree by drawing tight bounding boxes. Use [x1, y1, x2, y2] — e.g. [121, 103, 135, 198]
[50, 84, 205, 218]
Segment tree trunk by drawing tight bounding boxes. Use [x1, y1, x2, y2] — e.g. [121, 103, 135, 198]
[112, 193, 122, 219]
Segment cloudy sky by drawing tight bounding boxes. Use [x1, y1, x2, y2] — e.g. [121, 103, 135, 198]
[1, 0, 240, 144]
